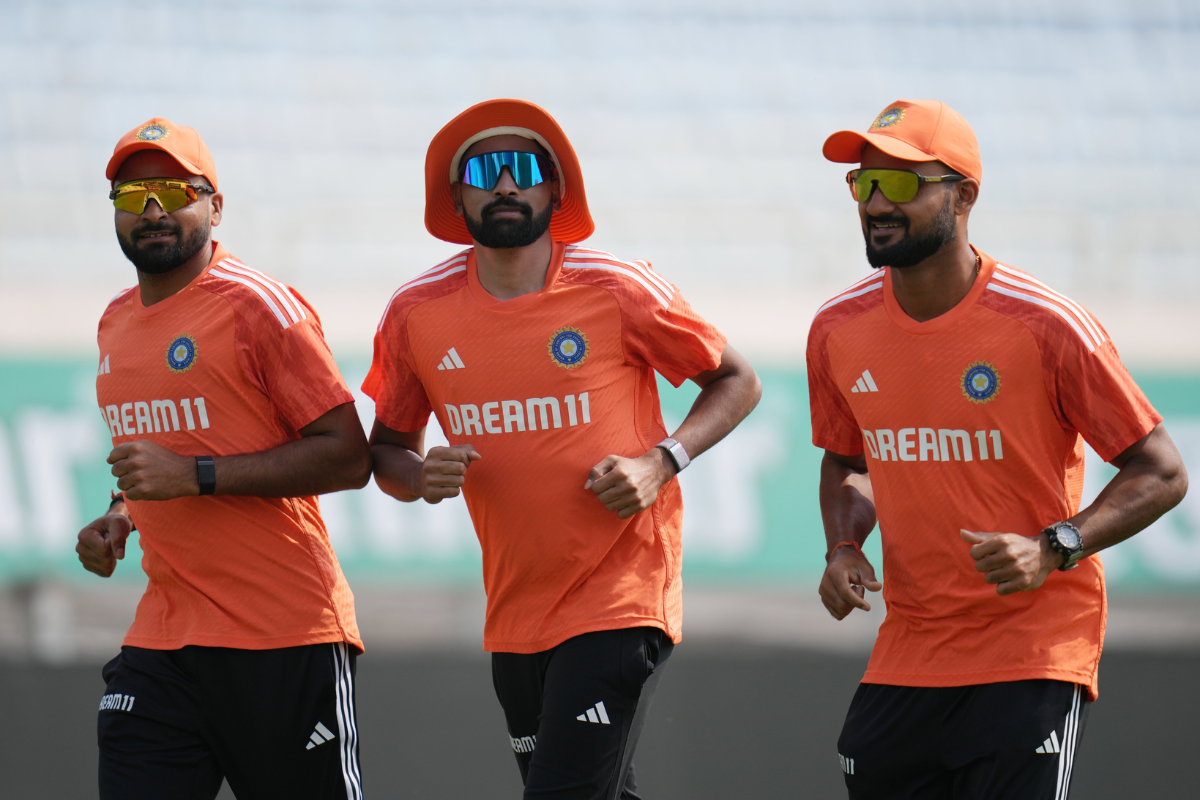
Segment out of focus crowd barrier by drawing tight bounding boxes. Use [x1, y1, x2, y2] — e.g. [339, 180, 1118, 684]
[1, 359, 1197, 589]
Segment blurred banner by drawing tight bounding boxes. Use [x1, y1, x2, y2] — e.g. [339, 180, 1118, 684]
[1, 358, 1197, 589]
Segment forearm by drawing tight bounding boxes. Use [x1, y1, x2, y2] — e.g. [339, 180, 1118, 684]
[819, 454, 877, 552]
[1070, 432, 1188, 556]
[215, 434, 370, 497]
[669, 362, 762, 461]
[370, 443, 425, 502]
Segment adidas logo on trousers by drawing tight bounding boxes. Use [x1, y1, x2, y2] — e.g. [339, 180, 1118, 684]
[577, 701, 610, 724]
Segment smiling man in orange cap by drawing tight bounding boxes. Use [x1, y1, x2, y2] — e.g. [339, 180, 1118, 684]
[81, 118, 370, 799]
[364, 99, 761, 799]
[808, 99, 1187, 798]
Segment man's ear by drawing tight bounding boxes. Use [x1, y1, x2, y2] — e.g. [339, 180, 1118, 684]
[209, 192, 224, 227]
[450, 182, 464, 217]
[954, 179, 979, 216]
[551, 175, 563, 213]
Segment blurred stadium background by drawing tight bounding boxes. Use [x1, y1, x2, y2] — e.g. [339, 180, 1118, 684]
[1, 1, 1197, 797]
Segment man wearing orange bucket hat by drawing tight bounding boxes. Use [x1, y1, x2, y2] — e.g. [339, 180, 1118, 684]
[80, 118, 370, 799]
[364, 99, 761, 798]
[808, 100, 1187, 798]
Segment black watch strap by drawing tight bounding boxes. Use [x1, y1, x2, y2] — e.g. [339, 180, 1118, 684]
[195, 456, 217, 496]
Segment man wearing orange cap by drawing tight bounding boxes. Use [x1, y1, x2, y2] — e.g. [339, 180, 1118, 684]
[808, 100, 1187, 798]
[80, 118, 370, 799]
[364, 99, 761, 799]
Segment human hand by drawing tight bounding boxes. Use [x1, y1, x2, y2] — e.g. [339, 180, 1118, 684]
[818, 545, 883, 620]
[585, 449, 676, 520]
[960, 529, 1063, 596]
[109, 441, 198, 500]
[75, 513, 134, 578]
[419, 445, 482, 503]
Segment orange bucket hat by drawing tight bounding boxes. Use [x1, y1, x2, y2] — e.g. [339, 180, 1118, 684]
[105, 118, 219, 191]
[823, 99, 981, 183]
[425, 99, 594, 245]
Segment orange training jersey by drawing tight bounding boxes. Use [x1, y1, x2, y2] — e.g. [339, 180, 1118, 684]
[807, 250, 1160, 699]
[363, 242, 726, 653]
[95, 242, 362, 652]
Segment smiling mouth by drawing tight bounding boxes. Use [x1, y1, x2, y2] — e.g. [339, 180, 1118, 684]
[136, 230, 178, 242]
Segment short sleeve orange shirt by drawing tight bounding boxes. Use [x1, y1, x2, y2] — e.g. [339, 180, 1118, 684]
[363, 243, 726, 653]
[95, 243, 361, 652]
[807, 250, 1160, 699]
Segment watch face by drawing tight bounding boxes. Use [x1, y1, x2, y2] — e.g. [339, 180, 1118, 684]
[1056, 526, 1082, 549]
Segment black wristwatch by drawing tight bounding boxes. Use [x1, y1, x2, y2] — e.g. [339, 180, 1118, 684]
[1043, 521, 1084, 571]
[195, 456, 217, 496]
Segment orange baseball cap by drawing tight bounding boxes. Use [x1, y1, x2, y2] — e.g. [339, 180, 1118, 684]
[823, 99, 981, 182]
[425, 99, 594, 245]
[105, 118, 219, 191]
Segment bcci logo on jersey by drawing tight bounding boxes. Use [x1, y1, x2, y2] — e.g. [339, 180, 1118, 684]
[548, 327, 589, 369]
[962, 362, 1000, 404]
[166, 335, 197, 374]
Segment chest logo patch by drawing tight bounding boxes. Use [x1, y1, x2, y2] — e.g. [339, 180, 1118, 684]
[548, 327, 589, 369]
[962, 362, 1000, 404]
[166, 335, 197, 374]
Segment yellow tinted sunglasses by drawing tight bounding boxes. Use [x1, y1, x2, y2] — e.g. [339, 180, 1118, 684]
[847, 168, 965, 204]
[109, 179, 212, 214]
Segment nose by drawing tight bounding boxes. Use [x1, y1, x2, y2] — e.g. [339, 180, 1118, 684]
[492, 166, 520, 196]
[140, 197, 169, 220]
[863, 181, 897, 216]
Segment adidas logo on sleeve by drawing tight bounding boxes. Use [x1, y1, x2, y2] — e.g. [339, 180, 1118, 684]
[576, 701, 610, 724]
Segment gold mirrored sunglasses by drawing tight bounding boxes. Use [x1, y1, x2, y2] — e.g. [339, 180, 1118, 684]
[109, 179, 212, 214]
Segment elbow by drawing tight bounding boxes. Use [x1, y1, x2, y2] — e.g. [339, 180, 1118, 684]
[1167, 459, 1189, 510]
[348, 443, 373, 491]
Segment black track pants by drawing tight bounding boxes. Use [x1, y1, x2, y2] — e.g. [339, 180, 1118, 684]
[97, 643, 362, 800]
[492, 626, 673, 800]
[838, 679, 1090, 800]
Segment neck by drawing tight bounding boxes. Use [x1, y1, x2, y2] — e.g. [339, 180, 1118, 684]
[473, 233, 554, 301]
[887, 234, 978, 323]
[137, 238, 213, 306]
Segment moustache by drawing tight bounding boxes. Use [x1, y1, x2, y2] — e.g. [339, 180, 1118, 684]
[866, 213, 909, 229]
[482, 197, 533, 217]
[131, 220, 183, 242]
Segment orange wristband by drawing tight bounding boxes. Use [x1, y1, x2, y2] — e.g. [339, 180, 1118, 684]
[826, 540, 864, 561]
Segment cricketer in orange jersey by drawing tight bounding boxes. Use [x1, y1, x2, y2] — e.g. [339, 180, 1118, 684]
[79, 119, 370, 800]
[364, 99, 761, 799]
[810, 100, 1187, 800]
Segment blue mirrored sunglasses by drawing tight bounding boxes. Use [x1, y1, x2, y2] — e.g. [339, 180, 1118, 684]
[460, 151, 552, 190]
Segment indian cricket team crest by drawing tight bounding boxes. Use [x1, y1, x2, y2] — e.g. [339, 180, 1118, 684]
[962, 361, 1000, 404]
[871, 107, 906, 129]
[548, 327, 589, 369]
[136, 123, 170, 142]
[166, 335, 197, 374]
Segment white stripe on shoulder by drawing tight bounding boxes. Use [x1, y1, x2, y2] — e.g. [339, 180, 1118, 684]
[993, 264, 1105, 346]
[376, 251, 471, 331]
[813, 275, 884, 318]
[565, 246, 676, 298]
[986, 282, 1098, 352]
[221, 258, 308, 322]
[209, 268, 292, 328]
[107, 286, 136, 306]
[217, 259, 303, 324]
[561, 248, 672, 309]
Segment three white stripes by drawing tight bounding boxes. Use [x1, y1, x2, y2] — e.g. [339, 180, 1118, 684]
[576, 700, 611, 724]
[332, 642, 363, 800]
[209, 258, 308, 330]
[1054, 685, 1083, 800]
[437, 347, 467, 371]
[563, 246, 675, 309]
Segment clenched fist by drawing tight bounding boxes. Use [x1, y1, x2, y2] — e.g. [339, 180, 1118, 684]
[585, 449, 676, 520]
[961, 529, 1064, 596]
[419, 444, 482, 503]
[109, 440, 198, 501]
[76, 512, 134, 578]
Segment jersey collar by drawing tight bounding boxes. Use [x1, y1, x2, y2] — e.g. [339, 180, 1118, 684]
[466, 240, 566, 312]
[131, 240, 227, 319]
[882, 246, 996, 335]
